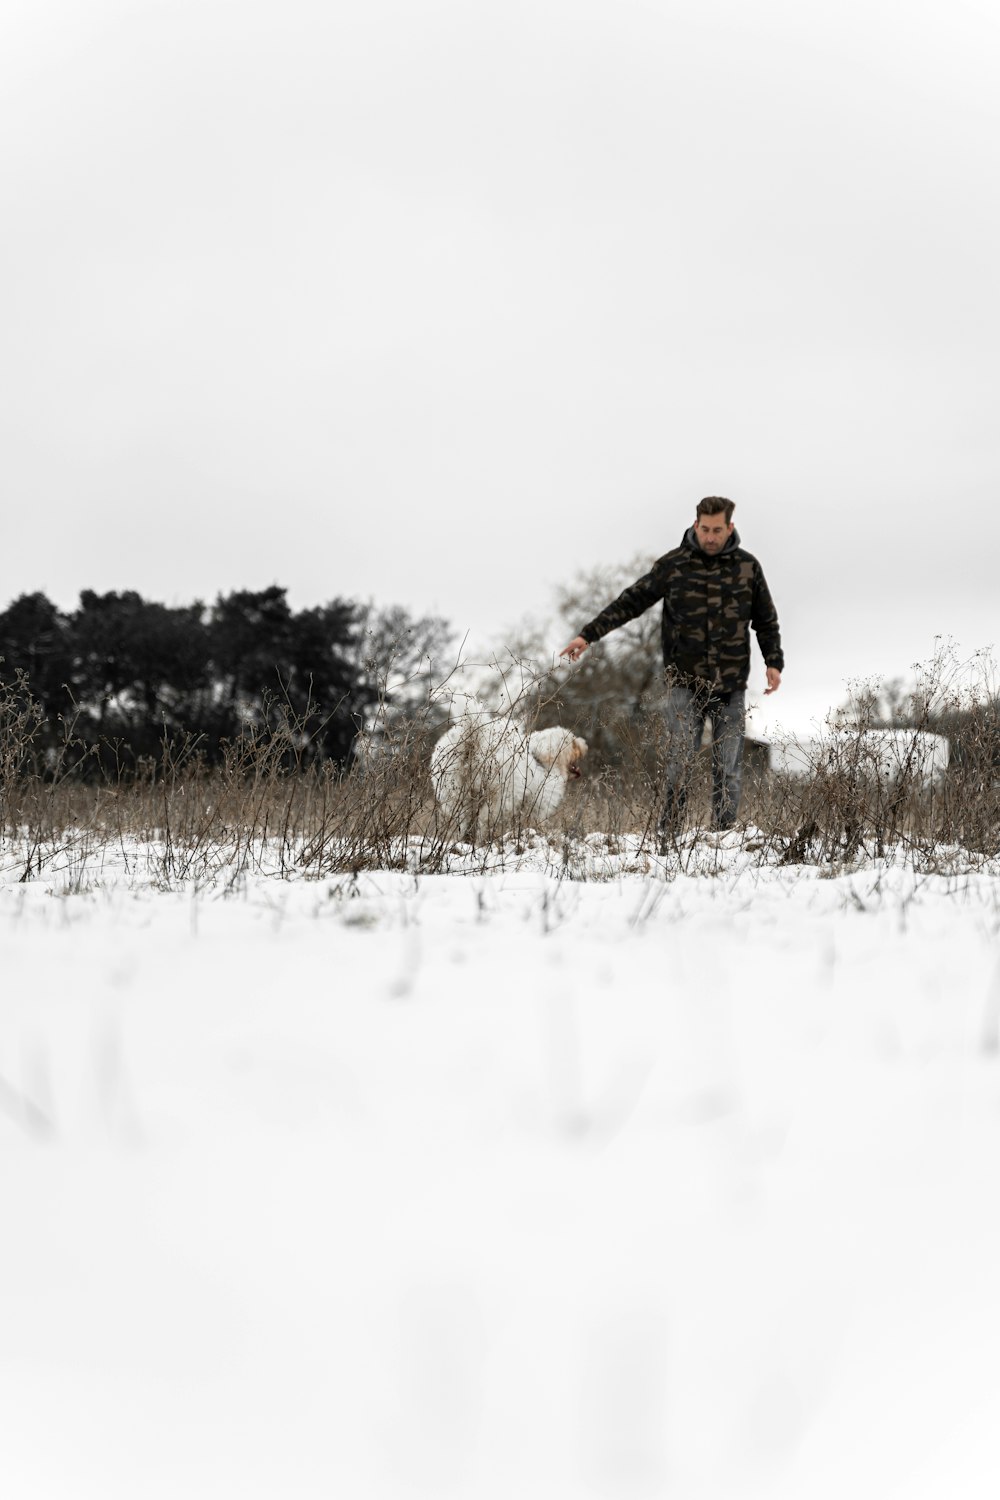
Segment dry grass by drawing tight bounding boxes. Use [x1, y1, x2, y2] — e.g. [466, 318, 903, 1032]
[2, 647, 1000, 882]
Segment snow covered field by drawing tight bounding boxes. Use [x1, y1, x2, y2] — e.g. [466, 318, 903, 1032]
[4, 839, 1000, 1499]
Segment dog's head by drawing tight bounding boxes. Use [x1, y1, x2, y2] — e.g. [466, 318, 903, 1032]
[527, 728, 588, 780]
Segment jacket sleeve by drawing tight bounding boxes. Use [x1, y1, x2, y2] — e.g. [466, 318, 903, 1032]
[578, 561, 666, 644]
[751, 565, 784, 671]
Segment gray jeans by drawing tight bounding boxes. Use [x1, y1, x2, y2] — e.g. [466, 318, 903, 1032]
[658, 686, 746, 834]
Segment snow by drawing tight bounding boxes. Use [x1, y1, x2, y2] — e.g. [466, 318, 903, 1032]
[3, 839, 1000, 1499]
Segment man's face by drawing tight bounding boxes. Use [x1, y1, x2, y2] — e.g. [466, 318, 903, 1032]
[694, 512, 734, 554]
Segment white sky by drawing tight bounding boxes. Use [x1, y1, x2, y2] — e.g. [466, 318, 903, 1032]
[4, 0, 999, 730]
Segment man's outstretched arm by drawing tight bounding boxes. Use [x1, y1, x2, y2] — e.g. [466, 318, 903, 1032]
[559, 562, 665, 664]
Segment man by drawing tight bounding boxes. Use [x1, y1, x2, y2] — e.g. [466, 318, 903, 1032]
[560, 496, 783, 840]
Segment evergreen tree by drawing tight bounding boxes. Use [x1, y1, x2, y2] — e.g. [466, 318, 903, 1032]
[1, 583, 450, 773]
[207, 587, 373, 764]
[0, 591, 74, 707]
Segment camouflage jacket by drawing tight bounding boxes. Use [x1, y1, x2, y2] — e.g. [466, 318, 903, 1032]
[579, 527, 784, 694]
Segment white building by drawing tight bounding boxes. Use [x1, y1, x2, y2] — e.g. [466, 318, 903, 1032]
[767, 728, 950, 785]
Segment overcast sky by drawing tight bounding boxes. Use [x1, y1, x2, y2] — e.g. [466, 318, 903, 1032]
[3, 0, 999, 731]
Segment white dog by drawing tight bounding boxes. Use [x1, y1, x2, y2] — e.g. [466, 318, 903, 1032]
[430, 692, 588, 842]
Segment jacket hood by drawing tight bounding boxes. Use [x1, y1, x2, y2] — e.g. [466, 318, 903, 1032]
[682, 524, 742, 557]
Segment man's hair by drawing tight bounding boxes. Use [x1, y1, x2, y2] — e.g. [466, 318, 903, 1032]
[696, 495, 735, 524]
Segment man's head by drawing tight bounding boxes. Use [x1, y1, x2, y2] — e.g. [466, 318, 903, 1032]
[694, 496, 735, 554]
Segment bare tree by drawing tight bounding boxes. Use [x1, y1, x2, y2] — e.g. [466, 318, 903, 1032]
[493, 555, 663, 766]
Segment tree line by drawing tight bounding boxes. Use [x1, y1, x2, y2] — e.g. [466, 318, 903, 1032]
[0, 586, 452, 774]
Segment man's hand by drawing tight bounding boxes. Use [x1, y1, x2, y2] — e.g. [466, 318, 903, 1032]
[560, 636, 589, 663]
[764, 667, 782, 695]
